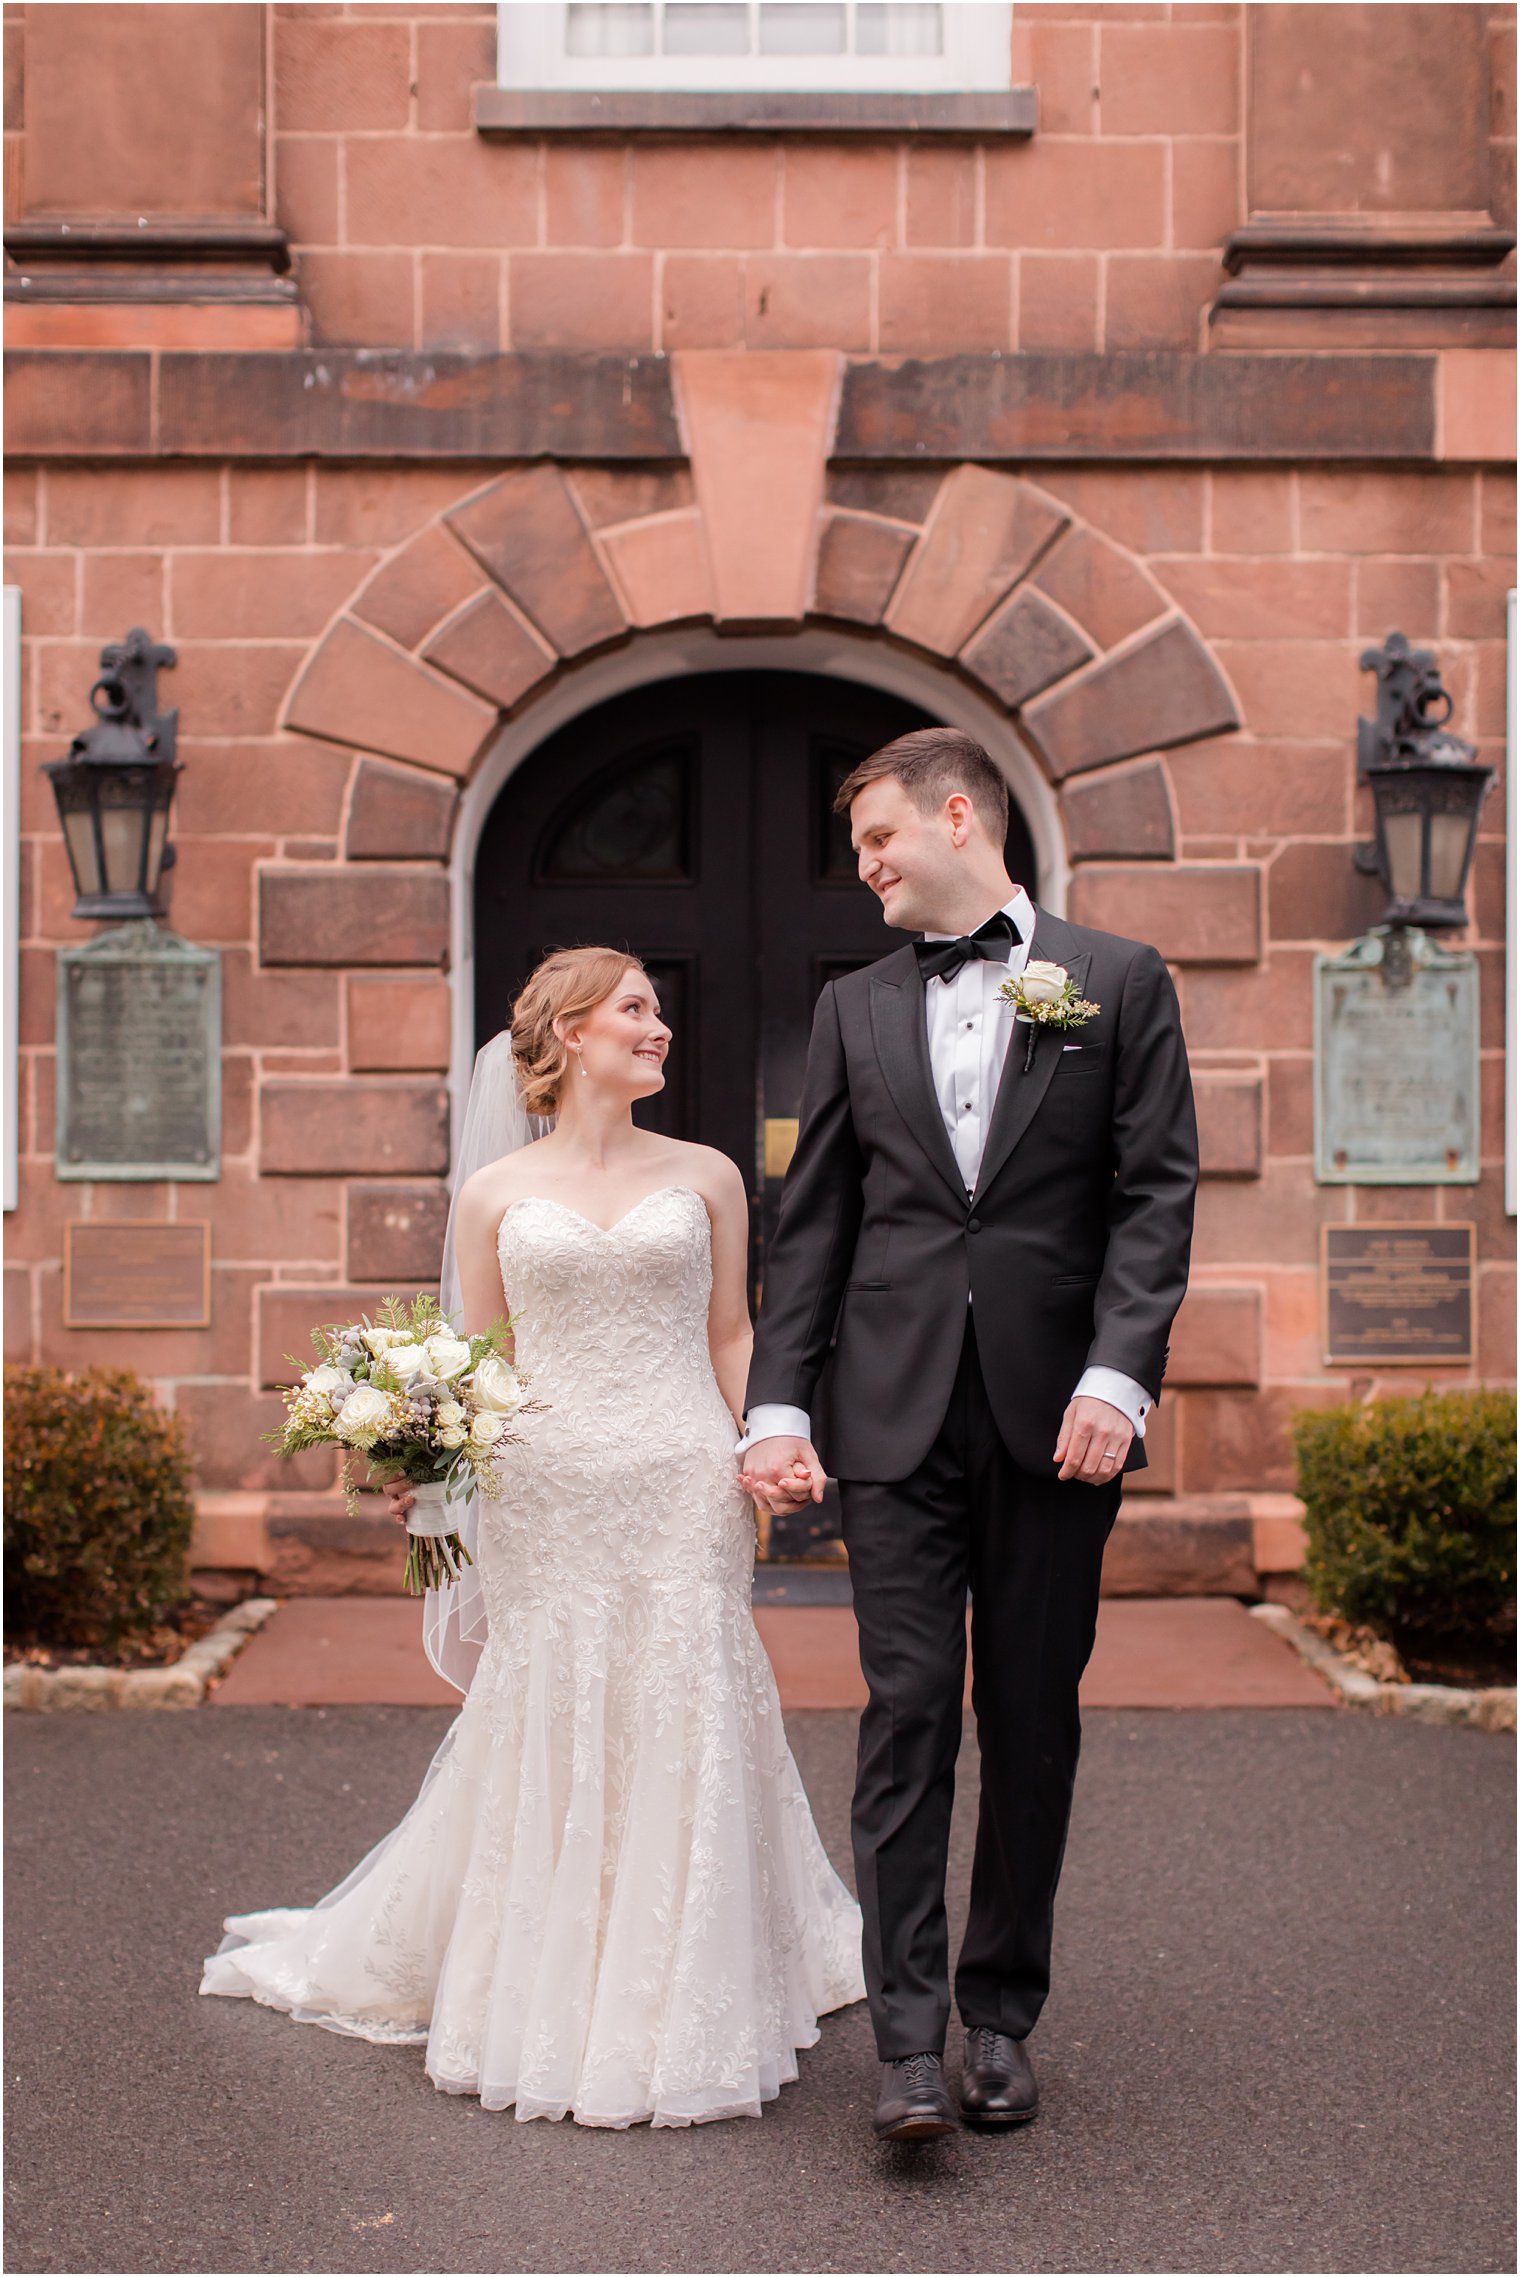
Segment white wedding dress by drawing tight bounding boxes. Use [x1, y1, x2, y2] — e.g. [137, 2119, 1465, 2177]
[201, 1184, 865, 2126]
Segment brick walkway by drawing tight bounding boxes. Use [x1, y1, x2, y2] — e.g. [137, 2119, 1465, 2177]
[212, 1592, 1333, 1710]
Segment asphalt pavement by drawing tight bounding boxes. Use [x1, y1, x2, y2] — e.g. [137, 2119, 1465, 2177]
[5, 1705, 1514, 2276]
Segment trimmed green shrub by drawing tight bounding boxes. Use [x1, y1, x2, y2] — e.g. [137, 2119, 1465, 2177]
[1293, 1389, 1517, 1658]
[4, 1367, 195, 1653]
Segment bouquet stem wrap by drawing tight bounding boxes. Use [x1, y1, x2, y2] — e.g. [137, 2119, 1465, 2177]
[403, 1481, 474, 1596]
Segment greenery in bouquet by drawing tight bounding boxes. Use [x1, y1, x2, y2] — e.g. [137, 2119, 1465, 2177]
[266, 1295, 540, 1593]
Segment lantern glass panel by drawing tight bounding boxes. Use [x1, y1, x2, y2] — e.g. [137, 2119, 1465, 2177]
[61, 806, 103, 900]
[1428, 810, 1473, 903]
[1381, 809, 1425, 903]
[98, 797, 145, 898]
[145, 804, 169, 899]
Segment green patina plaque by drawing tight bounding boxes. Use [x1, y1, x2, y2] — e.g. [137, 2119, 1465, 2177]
[1314, 928, 1479, 1186]
[56, 920, 220, 1181]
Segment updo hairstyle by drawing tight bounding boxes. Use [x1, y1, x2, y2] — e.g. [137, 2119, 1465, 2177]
[510, 944, 649, 1117]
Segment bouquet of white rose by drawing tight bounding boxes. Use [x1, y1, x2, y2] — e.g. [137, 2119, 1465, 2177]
[267, 1294, 541, 1595]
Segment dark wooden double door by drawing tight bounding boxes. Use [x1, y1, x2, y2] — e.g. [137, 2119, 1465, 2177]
[473, 670, 1037, 1551]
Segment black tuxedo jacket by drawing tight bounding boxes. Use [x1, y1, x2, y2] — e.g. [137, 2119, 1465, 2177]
[746, 908, 1198, 1483]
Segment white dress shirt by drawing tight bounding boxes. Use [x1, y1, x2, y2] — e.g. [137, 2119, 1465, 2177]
[740, 890, 1151, 1455]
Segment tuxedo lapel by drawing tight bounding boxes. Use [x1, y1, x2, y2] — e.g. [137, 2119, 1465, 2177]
[973, 911, 1092, 1203]
[868, 957, 968, 1204]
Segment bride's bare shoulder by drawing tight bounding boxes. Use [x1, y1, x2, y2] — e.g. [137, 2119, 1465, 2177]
[457, 1140, 553, 1219]
[664, 1141, 747, 1213]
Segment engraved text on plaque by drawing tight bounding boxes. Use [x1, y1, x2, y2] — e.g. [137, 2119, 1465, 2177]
[1314, 929, 1479, 1184]
[56, 921, 220, 1180]
[1322, 1223, 1475, 1367]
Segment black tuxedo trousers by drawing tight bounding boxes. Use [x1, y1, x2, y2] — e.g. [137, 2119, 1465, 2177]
[841, 1308, 1118, 2058]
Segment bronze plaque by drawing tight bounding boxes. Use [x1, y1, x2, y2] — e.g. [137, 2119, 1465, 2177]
[1314, 931, 1479, 1185]
[1322, 1223, 1474, 1367]
[56, 921, 220, 1181]
[64, 1220, 211, 1329]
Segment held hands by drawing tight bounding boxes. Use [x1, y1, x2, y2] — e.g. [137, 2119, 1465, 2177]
[1055, 1394, 1134, 1484]
[383, 1479, 415, 1526]
[738, 1435, 827, 1518]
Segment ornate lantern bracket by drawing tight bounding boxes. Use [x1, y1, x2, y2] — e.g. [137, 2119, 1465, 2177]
[1353, 630, 1492, 931]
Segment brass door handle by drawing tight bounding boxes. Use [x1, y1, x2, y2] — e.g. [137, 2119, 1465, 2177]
[763, 1117, 799, 1178]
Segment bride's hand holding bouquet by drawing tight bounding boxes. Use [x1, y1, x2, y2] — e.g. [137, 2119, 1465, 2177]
[267, 1295, 543, 1594]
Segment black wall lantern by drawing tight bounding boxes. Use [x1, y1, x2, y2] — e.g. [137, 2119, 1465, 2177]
[44, 628, 180, 921]
[1355, 630, 1492, 931]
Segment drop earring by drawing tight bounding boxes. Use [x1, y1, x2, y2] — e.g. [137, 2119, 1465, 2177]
[572, 1043, 587, 1078]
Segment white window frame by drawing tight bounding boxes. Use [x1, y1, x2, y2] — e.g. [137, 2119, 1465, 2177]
[498, 2, 1014, 93]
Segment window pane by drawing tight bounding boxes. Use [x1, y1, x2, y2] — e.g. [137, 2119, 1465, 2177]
[758, 3, 846, 55]
[537, 749, 693, 880]
[662, 3, 751, 54]
[565, 2, 656, 54]
[855, 2, 943, 55]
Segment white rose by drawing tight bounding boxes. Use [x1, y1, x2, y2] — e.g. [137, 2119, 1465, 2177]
[423, 1334, 473, 1383]
[360, 1326, 398, 1359]
[1019, 959, 1068, 1007]
[470, 1354, 522, 1416]
[469, 1410, 505, 1448]
[436, 1400, 466, 1430]
[305, 1363, 351, 1401]
[437, 1423, 468, 1450]
[383, 1341, 428, 1382]
[332, 1384, 392, 1443]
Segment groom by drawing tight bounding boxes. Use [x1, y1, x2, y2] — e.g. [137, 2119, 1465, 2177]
[738, 727, 1197, 2141]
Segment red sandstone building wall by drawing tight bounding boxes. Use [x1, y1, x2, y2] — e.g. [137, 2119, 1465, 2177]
[3, 3, 1515, 1587]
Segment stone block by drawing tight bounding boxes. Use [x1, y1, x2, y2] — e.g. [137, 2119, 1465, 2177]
[811, 513, 916, 624]
[984, 140, 1166, 250]
[1298, 469, 1477, 556]
[344, 760, 458, 863]
[1194, 1071, 1264, 1178]
[1437, 349, 1518, 464]
[782, 144, 897, 249]
[420, 256, 503, 354]
[1023, 618, 1240, 779]
[1061, 759, 1175, 861]
[660, 254, 745, 349]
[824, 468, 944, 524]
[1156, 557, 1352, 642]
[1071, 863, 1261, 964]
[745, 255, 872, 351]
[509, 252, 656, 352]
[961, 587, 1094, 708]
[570, 467, 696, 530]
[599, 513, 714, 628]
[422, 589, 557, 710]
[120, 1666, 203, 1710]
[1017, 254, 1101, 352]
[1168, 1286, 1262, 1388]
[262, 1505, 408, 1595]
[1105, 253, 1223, 353]
[905, 147, 977, 247]
[347, 1181, 450, 1282]
[346, 974, 453, 1071]
[632, 142, 778, 249]
[285, 617, 498, 777]
[274, 135, 339, 249]
[273, 16, 410, 131]
[1267, 840, 1385, 945]
[352, 525, 488, 652]
[177, 1384, 336, 1493]
[259, 867, 449, 967]
[1101, 1503, 1256, 1596]
[1101, 21, 1240, 134]
[1355, 559, 1440, 642]
[877, 255, 1013, 355]
[170, 551, 373, 642]
[1033, 527, 1170, 652]
[545, 142, 627, 246]
[674, 349, 840, 624]
[447, 465, 627, 656]
[260, 1082, 449, 1179]
[346, 134, 536, 249]
[44, 1666, 121, 1712]
[886, 467, 1069, 657]
[297, 250, 416, 350]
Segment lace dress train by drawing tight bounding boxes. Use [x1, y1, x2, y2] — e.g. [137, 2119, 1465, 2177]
[200, 1186, 865, 2126]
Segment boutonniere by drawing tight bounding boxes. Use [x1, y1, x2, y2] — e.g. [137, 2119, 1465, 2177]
[1000, 961, 1101, 1070]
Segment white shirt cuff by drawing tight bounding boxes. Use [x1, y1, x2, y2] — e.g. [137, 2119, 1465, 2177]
[1073, 1366, 1151, 1439]
[735, 1403, 812, 1457]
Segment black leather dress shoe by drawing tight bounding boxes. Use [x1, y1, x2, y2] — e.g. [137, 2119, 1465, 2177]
[874, 2052, 958, 2140]
[960, 2027, 1039, 2126]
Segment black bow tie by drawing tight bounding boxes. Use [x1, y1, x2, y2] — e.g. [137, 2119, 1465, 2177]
[914, 910, 1017, 985]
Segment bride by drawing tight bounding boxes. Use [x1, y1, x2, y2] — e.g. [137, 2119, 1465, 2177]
[201, 945, 865, 2127]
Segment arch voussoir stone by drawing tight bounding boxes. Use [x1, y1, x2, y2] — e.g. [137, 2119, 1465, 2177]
[421, 588, 557, 713]
[350, 522, 488, 654]
[960, 586, 1095, 709]
[1021, 617, 1241, 781]
[1060, 758, 1177, 862]
[885, 466, 1070, 657]
[284, 616, 499, 779]
[445, 464, 629, 658]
